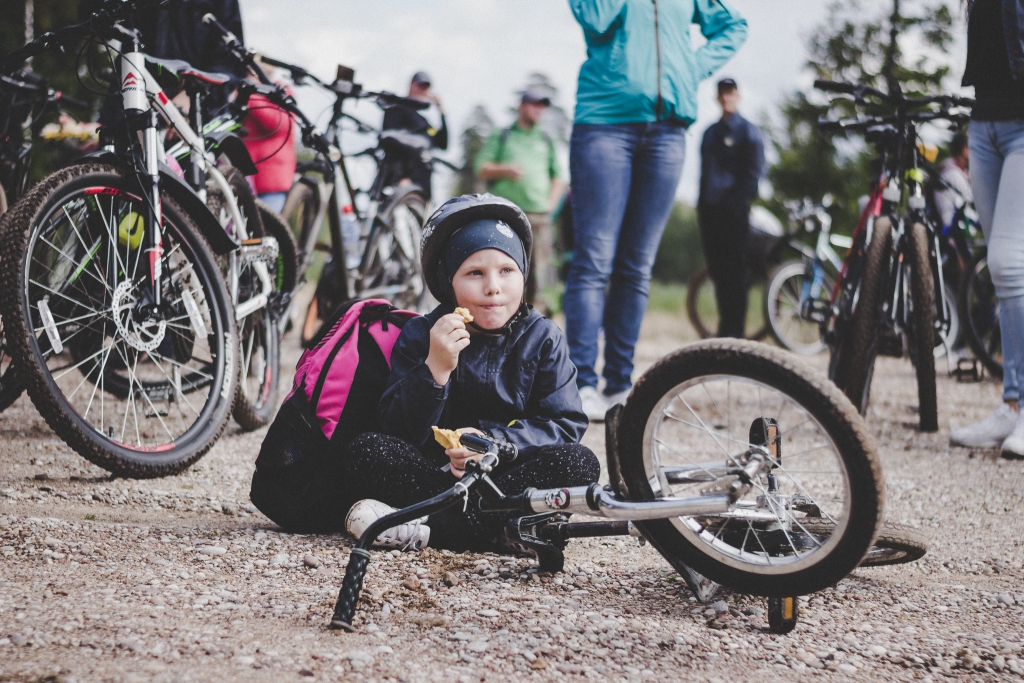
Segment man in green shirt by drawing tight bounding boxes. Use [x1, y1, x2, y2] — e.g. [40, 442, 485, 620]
[475, 88, 564, 313]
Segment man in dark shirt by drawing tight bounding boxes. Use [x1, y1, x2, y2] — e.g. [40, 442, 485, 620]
[698, 78, 765, 338]
[380, 71, 448, 199]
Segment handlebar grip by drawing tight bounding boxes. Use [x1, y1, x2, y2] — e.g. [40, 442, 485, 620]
[460, 433, 518, 462]
[56, 93, 91, 110]
[329, 548, 370, 631]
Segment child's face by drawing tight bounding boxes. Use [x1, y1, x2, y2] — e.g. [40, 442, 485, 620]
[451, 249, 524, 330]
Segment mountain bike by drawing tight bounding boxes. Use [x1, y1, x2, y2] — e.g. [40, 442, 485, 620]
[816, 79, 971, 432]
[0, 70, 92, 412]
[764, 197, 850, 355]
[154, 55, 299, 430]
[202, 16, 445, 337]
[0, 0, 240, 477]
[328, 339, 887, 635]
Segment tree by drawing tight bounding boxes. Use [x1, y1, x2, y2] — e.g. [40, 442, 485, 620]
[454, 104, 494, 196]
[765, 0, 957, 232]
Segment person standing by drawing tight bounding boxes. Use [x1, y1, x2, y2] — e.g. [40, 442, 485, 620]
[932, 130, 972, 230]
[243, 63, 296, 213]
[564, 0, 748, 421]
[698, 78, 765, 338]
[949, 0, 1024, 458]
[380, 71, 448, 199]
[475, 87, 564, 313]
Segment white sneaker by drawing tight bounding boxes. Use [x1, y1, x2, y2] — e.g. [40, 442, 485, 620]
[604, 387, 630, 408]
[345, 499, 430, 551]
[949, 404, 1018, 448]
[1001, 411, 1024, 459]
[579, 385, 608, 422]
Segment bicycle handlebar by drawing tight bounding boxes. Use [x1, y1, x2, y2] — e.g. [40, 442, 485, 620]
[814, 78, 974, 111]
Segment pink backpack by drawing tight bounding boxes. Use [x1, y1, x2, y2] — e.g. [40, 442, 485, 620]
[252, 299, 418, 530]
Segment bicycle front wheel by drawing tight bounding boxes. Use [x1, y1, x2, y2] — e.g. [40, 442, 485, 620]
[960, 250, 1003, 378]
[0, 164, 237, 477]
[836, 217, 892, 415]
[906, 222, 938, 432]
[617, 339, 883, 596]
[765, 260, 829, 354]
[361, 187, 430, 312]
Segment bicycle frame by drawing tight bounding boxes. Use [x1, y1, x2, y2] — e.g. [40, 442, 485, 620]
[328, 429, 781, 631]
[129, 58, 275, 323]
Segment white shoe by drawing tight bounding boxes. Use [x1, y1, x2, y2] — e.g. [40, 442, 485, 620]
[949, 404, 1018, 448]
[579, 385, 608, 422]
[1001, 411, 1024, 459]
[345, 499, 430, 551]
[603, 387, 630, 408]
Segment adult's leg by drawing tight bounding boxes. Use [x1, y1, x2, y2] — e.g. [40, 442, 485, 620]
[564, 124, 639, 389]
[601, 122, 687, 394]
[525, 211, 555, 314]
[979, 122, 1024, 404]
[258, 191, 287, 214]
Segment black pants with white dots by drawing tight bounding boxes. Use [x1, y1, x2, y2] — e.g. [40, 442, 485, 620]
[342, 432, 601, 552]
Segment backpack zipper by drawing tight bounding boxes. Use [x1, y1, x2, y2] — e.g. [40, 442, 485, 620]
[653, 0, 663, 120]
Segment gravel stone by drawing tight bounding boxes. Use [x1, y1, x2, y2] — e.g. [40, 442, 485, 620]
[1, 316, 1023, 682]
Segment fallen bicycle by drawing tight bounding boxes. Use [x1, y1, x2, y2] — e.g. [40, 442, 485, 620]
[329, 340, 922, 634]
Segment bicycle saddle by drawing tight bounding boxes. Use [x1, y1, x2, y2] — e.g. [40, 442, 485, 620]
[144, 55, 233, 87]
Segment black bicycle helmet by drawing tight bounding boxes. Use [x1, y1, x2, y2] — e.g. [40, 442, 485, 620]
[421, 193, 533, 307]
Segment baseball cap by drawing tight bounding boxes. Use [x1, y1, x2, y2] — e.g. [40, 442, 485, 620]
[717, 78, 738, 94]
[521, 86, 551, 106]
[411, 71, 431, 86]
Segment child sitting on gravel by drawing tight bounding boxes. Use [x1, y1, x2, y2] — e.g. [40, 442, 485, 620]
[341, 194, 600, 552]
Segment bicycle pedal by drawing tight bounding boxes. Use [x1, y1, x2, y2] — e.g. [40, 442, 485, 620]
[953, 357, 984, 383]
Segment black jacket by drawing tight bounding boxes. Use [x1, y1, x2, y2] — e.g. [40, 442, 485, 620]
[698, 112, 764, 208]
[379, 306, 587, 462]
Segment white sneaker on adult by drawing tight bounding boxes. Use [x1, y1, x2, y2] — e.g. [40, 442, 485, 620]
[1000, 411, 1024, 460]
[949, 403, 1018, 448]
[344, 499, 430, 551]
[579, 385, 608, 422]
[603, 387, 631, 408]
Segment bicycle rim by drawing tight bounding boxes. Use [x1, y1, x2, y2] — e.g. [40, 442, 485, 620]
[24, 184, 231, 452]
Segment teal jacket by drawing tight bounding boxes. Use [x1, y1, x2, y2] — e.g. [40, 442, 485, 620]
[569, 0, 748, 126]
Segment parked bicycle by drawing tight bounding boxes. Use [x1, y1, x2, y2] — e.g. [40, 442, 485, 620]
[0, 0, 243, 477]
[763, 197, 850, 355]
[816, 79, 971, 432]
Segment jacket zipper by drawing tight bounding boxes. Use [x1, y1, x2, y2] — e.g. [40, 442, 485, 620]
[653, 0, 663, 120]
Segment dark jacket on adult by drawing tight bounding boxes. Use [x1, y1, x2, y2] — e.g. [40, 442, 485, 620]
[698, 112, 764, 208]
[963, 0, 1024, 120]
[379, 305, 587, 463]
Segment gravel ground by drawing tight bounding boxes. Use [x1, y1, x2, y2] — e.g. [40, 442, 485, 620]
[1, 311, 1023, 683]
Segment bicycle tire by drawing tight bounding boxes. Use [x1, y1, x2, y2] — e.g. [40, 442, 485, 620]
[0, 164, 237, 477]
[362, 186, 430, 312]
[282, 180, 320, 283]
[256, 199, 299, 296]
[906, 222, 938, 432]
[618, 339, 884, 597]
[213, 170, 279, 432]
[0, 192, 24, 410]
[685, 265, 769, 341]
[765, 260, 829, 355]
[798, 520, 926, 567]
[960, 250, 1003, 378]
[837, 217, 892, 416]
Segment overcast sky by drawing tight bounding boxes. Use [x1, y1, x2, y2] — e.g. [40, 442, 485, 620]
[240, 0, 967, 204]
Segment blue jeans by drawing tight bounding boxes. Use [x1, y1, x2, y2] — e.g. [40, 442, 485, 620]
[970, 119, 1024, 402]
[259, 191, 287, 214]
[564, 122, 687, 393]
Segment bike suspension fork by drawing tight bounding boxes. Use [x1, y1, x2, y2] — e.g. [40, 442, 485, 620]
[142, 109, 163, 306]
